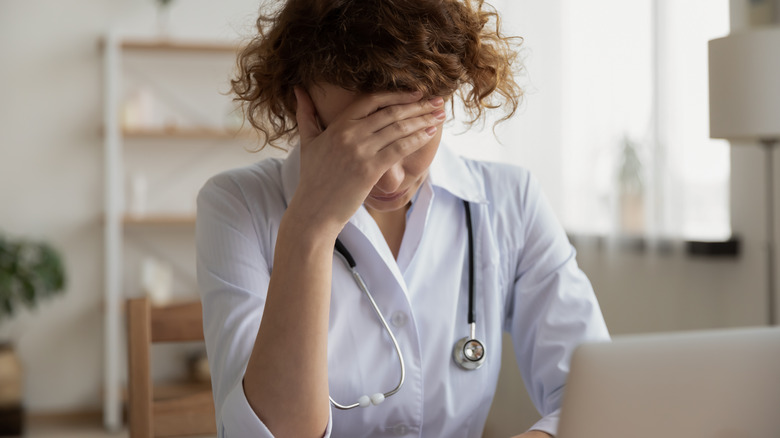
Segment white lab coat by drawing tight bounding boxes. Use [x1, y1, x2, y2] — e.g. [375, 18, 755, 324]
[196, 144, 610, 438]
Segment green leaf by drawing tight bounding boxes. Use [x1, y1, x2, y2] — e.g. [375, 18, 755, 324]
[0, 233, 66, 322]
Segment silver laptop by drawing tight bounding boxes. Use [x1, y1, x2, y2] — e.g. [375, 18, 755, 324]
[557, 326, 780, 438]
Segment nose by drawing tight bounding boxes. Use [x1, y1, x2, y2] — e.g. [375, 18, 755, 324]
[374, 162, 405, 194]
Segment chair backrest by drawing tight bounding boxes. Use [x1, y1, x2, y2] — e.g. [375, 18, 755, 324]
[127, 297, 217, 438]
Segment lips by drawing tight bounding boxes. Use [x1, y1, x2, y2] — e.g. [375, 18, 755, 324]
[368, 188, 408, 202]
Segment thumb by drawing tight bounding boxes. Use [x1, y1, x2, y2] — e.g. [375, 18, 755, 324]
[294, 86, 321, 143]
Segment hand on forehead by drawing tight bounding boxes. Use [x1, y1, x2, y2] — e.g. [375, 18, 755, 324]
[307, 84, 359, 129]
[307, 83, 448, 129]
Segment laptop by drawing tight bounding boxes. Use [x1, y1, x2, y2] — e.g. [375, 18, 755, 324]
[557, 326, 780, 438]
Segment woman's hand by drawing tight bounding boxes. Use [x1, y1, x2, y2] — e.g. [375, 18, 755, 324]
[289, 86, 444, 238]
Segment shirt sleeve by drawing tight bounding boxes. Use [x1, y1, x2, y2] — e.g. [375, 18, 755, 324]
[196, 172, 333, 438]
[505, 173, 610, 437]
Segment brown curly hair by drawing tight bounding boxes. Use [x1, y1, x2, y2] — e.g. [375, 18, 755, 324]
[232, 0, 523, 148]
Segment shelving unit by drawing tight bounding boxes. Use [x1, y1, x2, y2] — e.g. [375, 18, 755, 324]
[119, 39, 240, 53]
[123, 126, 252, 139]
[122, 214, 197, 227]
[101, 33, 279, 431]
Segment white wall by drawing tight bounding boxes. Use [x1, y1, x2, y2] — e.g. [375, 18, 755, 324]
[0, 1, 774, 437]
[444, 0, 566, 214]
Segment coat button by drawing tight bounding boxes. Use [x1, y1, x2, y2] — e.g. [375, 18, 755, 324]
[391, 311, 408, 328]
[391, 423, 409, 435]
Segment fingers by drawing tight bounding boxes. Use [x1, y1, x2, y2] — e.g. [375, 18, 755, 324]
[300, 85, 444, 176]
[294, 86, 321, 143]
[345, 93, 445, 169]
[368, 106, 446, 151]
[343, 89, 425, 121]
[375, 118, 442, 168]
[363, 96, 444, 134]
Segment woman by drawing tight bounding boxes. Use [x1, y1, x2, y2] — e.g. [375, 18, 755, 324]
[196, 0, 610, 437]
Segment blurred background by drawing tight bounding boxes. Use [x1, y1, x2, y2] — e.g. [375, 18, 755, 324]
[0, 0, 777, 436]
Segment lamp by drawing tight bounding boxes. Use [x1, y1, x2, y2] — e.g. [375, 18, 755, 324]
[709, 27, 780, 325]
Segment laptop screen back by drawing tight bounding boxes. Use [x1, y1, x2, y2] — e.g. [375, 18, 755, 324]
[557, 327, 780, 438]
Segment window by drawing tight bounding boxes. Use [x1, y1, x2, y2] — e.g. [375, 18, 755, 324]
[561, 0, 731, 240]
[443, 0, 731, 241]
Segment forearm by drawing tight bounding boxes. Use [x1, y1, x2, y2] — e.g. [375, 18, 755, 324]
[243, 208, 340, 438]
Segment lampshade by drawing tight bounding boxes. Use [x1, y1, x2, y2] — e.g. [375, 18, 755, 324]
[709, 27, 780, 141]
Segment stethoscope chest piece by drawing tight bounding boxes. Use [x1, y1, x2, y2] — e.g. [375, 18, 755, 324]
[452, 201, 486, 371]
[453, 322, 486, 370]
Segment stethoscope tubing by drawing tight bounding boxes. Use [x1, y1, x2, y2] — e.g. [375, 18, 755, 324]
[330, 200, 483, 409]
[464, 201, 476, 325]
[330, 248, 406, 410]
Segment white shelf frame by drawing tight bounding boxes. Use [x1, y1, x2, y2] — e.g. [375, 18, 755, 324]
[101, 32, 244, 431]
[103, 31, 124, 431]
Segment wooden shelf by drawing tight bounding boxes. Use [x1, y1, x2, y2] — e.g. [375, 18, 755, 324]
[118, 39, 239, 54]
[122, 126, 251, 139]
[102, 34, 242, 429]
[123, 214, 196, 226]
[121, 380, 211, 403]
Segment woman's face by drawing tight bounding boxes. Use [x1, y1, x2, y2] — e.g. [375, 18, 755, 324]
[307, 83, 444, 213]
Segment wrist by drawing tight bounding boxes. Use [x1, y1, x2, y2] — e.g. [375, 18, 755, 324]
[279, 203, 343, 246]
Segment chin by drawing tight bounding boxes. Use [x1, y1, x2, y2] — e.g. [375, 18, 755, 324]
[364, 196, 412, 213]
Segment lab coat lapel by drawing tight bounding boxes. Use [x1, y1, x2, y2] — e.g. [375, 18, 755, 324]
[428, 144, 488, 205]
[340, 209, 410, 297]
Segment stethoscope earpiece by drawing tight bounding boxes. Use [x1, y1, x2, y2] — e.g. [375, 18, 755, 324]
[357, 393, 386, 408]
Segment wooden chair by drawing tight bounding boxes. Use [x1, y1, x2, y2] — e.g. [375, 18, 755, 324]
[127, 297, 217, 437]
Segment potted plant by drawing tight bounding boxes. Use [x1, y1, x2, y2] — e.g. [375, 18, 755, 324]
[616, 135, 645, 235]
[0, 234, 66, 436]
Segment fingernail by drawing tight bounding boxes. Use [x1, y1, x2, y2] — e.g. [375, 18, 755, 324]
[412, 90, 423, 97]
[425, 126, 438, 136]
[429, 97, 444, 107]
[433, 109, 446, 120]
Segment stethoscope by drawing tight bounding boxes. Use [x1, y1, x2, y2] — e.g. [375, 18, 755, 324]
[330, 200, 485, 410]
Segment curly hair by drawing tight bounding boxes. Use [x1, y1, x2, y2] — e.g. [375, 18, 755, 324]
[232, 0, 523, 148]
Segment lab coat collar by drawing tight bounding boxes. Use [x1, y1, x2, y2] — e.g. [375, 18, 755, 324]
[428, 143, 489, 205]
[280, 142, 489, 208]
